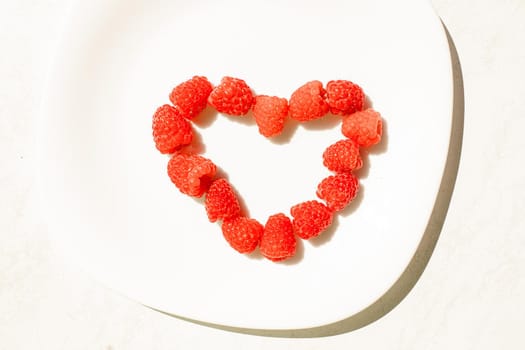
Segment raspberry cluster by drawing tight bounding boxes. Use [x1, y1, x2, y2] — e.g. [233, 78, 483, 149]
[152, 76, 383, 262]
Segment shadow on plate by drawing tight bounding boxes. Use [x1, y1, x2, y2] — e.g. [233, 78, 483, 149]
[149, 22, 464, 338]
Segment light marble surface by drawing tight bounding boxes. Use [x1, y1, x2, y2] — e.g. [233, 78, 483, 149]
[1, 0, 524, 348]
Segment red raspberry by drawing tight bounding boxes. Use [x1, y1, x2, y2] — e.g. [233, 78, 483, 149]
[342, 108, 383, 147]
[322, 139, 362, 173]
[325, 80, 365, 116]
[169, 76, 213, 119]
[208, 76, 254, 116]
[260, 213, 296, 262]
[152, 104, 193, 154]
[205, 178, 242, 222]
[252, 95, 289, 137]
[167, 153, 216, 197]
[290, 200, 333, 239]
[221, 217, 263, 253]
[289, 80, 330, 122]
[317, 173, 359, 211]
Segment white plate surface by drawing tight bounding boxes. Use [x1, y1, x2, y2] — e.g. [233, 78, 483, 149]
[39, 0, 452, 329]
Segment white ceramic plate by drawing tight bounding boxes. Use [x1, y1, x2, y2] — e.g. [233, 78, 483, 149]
[39, 0, 452, 329]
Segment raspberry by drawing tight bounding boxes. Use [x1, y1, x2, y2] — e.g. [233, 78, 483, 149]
[169, 76, 213, 119]
[208, 76, 254, 116]
[252, 95, 289, 137]
[152, 104, 193, 154]
[289, 80, 330, 122]
[322, 139, 362, 173]
[342, 108, 383, 147]
[317, 173, 359, 211]
[325, 80, 365, 116]
[167, 153, 216, 197]
[221, 216, 263, 253]
[290, 200, 333, 239]
[205, 178, 241, 222]
[260, 213, 296, 262]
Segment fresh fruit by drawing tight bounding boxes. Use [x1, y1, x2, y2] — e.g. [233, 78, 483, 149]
[260, 213, 296, 261]
[322, 139, 362, 173]
[289, 80, 330, 122]
[152, 104, 193, 154]
[317, 173, 359, 211]
[221, 216, 264, 253]
[152, 77, 385, 262]
[205, 178, 242, 222]
[342, 108, 383, 147]
[290, 200, 333, 239]
[208, 76, 254, 116]
[169, 76, 213, 119]
[325, 80, 365, 116]
[252, 95, 289, 137]
[167, 153, 216, 197]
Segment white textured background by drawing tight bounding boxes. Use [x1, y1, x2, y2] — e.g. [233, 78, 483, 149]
[1, 0, 524, 349]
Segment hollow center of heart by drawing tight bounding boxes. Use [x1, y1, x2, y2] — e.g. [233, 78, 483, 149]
[197, 114, 343, 219]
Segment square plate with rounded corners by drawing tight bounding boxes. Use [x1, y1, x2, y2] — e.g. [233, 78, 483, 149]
[39, 0, 452, 330]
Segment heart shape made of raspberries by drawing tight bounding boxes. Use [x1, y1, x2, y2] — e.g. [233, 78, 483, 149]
[152, 76, 383, 262]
